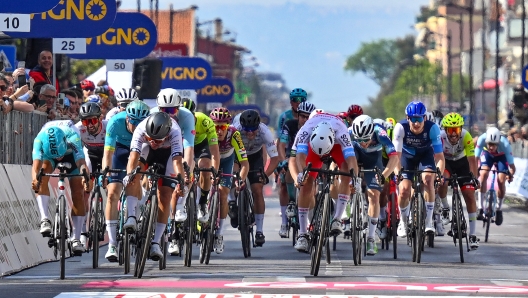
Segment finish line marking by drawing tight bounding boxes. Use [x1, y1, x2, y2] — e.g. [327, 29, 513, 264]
[55, 294, 480, 298]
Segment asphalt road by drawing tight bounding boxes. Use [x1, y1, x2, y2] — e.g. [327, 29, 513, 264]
[2, 195, 528, 298]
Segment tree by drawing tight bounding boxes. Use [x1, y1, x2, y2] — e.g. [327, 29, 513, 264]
[344, 39, 398, 86]
[70, 59, 105, 84]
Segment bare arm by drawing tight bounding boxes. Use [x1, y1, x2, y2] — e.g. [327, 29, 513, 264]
[239, 159, 250, 181]
[434, 152, 445, 174]
[209, 143, 220, 170]
[382, 154, 399, 179]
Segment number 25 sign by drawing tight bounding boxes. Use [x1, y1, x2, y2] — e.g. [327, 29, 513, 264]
[52, 38, 87, 54]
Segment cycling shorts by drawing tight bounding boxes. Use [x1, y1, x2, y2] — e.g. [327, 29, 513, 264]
[140, 145, 178, 188]
[400, 146, 435, 180]
[109, 142, 129, 183]
[219, 153, 235, 188]
[49, 152, 79, 175]
[305, 143, 345, 179]
[194, 138, 212, 160]
[248, 148, 265, 185]
[479, 150, 509, 173]
[354, 144, 383, 191]
[445, 157, 473, 187]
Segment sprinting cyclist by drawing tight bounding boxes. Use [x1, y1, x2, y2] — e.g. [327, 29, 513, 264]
[232, 109, 280, 246]
[31, 125, 90, 254]
[290, 112, 359, 252]
[392, 101, 445, 237]
[475, 127, 515, 226]
[106, 88, 138, 120]
[349, 115, 398, 255]
[124, 112, 185, 260]
[277, 101, 316, 237]
[437, 113, 479, 249]
[209, 107, 249, 253]
[101, 100, 150, 261]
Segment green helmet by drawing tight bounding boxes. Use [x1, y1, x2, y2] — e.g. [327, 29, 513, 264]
[126, 100, 150, 125]
[182, 98, 196, 113]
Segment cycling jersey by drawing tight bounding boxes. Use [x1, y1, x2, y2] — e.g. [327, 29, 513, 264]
[105, 111, 133, 151]
[279, 119, 299, 155]
[393, 120, 443, 154]
[349, 123, 396, 156]
[277, 109, 295, 133]
[151, 106, 195, 149]
[292, 113, 355, 159]
[41, 119, 80, 136]
[232, 122, 278, 157]
[33, 125, 84, 161]
[475, 133, 514, 164]
[75, 120, 108, 156]
[105, 107, 122, 120]
[218, 126, 248, 161]
[440, 129, 475, 161]
[130, 117, 183, 159]
[194, 112, 218, 145]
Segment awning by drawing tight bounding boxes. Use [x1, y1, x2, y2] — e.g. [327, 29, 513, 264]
[480, 78, 503, 90]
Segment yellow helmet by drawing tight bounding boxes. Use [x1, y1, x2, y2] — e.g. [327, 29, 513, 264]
[442, 112, 464, 127]
[385, 117, 396, 130]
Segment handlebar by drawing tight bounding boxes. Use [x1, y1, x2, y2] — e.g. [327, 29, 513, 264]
[301, 162, 356, 185]
[127, 163, 183, 186]
[360, 167, 384, 185]
[443, 172, 480, 188]
[35, 164, 90, 193]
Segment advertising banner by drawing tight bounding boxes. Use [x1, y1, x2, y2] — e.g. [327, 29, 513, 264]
[196, 77, 234, 104]
[0, 0, 60, 14]
[160, 57, 212, 90]
[6, 0, 117, 38]
[68, 12, 157, 59]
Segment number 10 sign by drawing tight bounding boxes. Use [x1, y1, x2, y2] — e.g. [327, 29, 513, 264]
[53, 38, 87, 54]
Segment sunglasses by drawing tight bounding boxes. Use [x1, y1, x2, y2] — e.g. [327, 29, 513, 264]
[409, 116, 424, 123]
[215, 124, 229, 131]
[160, 106, 178, 114]
[127, 117, 141, 126]
[42, 94, 58, 100]
[81, 117, 99, 126]
[119, 102, 130, 109]
[146, 135, 166, 144]
[445, 127, 462, 135]
[357, 137, 371, 143]
[243, 125, 259, 132]
[0, 85, 6, 91]
[298, 113, 309, 119]
[83, 87, 95, 92]
[290, 96, 306, 103]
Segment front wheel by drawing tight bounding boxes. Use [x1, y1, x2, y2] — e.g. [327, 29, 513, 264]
[59, 196, 67, 280]
[91, 193, 101, 269]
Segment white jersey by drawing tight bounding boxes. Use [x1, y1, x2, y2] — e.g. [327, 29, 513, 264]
[232, 117, 277, 157]
[130, 117, 183, 158]
[292, 113, 354, 155]
[105, 107, 122, 120]
[41, 120, 80, 136]
[74, 120, 108, 155]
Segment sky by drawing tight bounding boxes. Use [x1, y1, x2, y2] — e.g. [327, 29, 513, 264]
[122, 0, 430, 112]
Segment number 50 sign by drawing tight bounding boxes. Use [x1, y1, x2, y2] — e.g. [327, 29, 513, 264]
[53, 38, 87, 54]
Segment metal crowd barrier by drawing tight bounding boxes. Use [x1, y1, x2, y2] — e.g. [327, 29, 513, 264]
[510, 141, 528, 159]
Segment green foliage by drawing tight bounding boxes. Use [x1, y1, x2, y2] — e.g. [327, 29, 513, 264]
[383, 89, 413, 120]
[344, 39, 398, 86]
[69, 59, 105, 84]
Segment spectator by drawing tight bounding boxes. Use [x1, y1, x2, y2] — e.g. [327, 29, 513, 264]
[75, 70, 86, 83]
[36, 84, 58, 120]
[2, 71, 14, 97]
[0, 73, 34, 113]
[63, 89, 80, 120]
[59, 76, 72, 90]
[71, 87, 83, 103]
[507, 127, 521, 143]
[80, 79, 95, 101]
[510, 84, 528, 127]
[29, 50, 59, 92]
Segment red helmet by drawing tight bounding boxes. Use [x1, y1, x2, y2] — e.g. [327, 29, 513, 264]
[337, 112, 348, 119]
[347, 104, 363, 118]
[107, 86, 114, 97]
[80, 80, 95, 91]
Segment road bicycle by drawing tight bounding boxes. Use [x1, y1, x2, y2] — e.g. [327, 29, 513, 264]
[380, 174, 399, 259]
[480, 168, 511, 243]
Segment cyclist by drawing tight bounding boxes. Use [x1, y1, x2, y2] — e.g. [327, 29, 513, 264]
[278, 88, 307, 133]
[377, 117, 397, 238]
[277, 101, 316, 237]
[31, 125, 90, 254]
[346, 104, 363, 126]
[124, 112, 186, 260]
[290, 112, 359, 252]
[80, 79, 95, 101]
[337, 112, 350, 127]
[437, 113, 479, 249]
[349, 115, 398, 255]
[101, 100, 150, 262]
[106, 88, 138, 120]
[232, 109, 280, 246]
[475, 127, 515, 226]
[209, 107, 249, 253]
[182, 98, 220, 224]
[393, 101, 445, 237]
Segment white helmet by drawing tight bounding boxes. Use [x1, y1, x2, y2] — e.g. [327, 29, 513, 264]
[298, 102, 316, 114]
[352, 115, 375, 139]
[424, 111, 434, 122]
[373, 118, 385, 127]
[309, 122, 335, 156]
[156, 88, 182, 108]
[309, 109, 325, 119]
[115, 88, 138, 103]
[485, 127, 501, 144]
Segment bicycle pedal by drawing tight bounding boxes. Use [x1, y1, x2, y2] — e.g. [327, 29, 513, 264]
[42, 232, 51, 238]
[47, 238, 55, 248]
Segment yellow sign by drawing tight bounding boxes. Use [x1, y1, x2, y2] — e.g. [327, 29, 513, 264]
[161, 67, 208, 80]
[86, 27, 150, 46]
[197, 85, 232, 96]
[33, 0, 108, 21]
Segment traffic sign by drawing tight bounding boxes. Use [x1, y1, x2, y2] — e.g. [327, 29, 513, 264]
[106, 60, 134, 72]
[522, 64, 528, 89]
[160, 57, 212, 89]
[0, 45, 16, 71]
[196, 77, 234, 103]
[5, 0, 117, 38]
[0, 0, 59, 14]
[0, 14, 30, 32]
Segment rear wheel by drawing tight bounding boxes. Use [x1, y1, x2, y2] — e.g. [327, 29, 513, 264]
[59, 196, 67, 280]
[184, 188, 196, 267]
[239, 189, 251, 258]
[391, 193, 398, 259]
[205, 191, 219, 264]
[91, 193, 100, 269]
[124, 230, 130, 274]
[351, 194, 361, 266]
[454, 192, 464, 263]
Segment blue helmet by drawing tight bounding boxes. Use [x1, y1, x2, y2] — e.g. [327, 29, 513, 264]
[42, 127, 68, 159]
[289, 88, 307, 101]
[126, 100, 150, 125]
[405, 101, 427, 117]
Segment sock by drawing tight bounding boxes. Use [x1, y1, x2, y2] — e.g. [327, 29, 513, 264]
[379, 207, 387, 221]
[228, 188, 236, 202]
[255, 214, 264, 233]
[479, 192, 485, 210]
[72, 216, 83, 240]
[298, 207, 309, 234]
[217, 218, 225, 236]
[369, 217, 378, 239]
[400, 204, 410, 221]
[154, 223, 166, 244]
[199, 189, 210, 205]
[81, 215, 88, 234]
[280, 205, 288, 225]
[177, 196, 184, 205]
[425, 202, 435, 226]
[441, 196, 449, 209]
[497, 197, 504, 210]
[126, 196, 138, 218]
[196, 186, 202, 205]
[36, 195, 50, 220]
[468, 212, 476, 236]
[106, 220, 118, 246]
[333, 194, 349, 221]
[176, 202, 184, 213]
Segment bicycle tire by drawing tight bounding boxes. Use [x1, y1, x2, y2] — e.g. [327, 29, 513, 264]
[59, 195, 67, 280]
[358, 194, 365, 264]
[239, 189, 250, 258]
[313, 193, 329, 276]
[484, 190, 494, 243]
[391, 193, 397, 259]
[136, 194, 158, 278]
[205, 190, 219, 264]
[309, 194, 323, 275]
[159, 231, 166, 270]
[351, 194, 361, 266]
[53, 207, 60, 260]
[410, 197, 417, 262]
[454, 191, 464, 263]
[416, 194, 425, 264]
[184, 188, 196, 267]
[92, 192, 100, 269]
[124, 230, 130, 274]
[247, 192, 254, 257]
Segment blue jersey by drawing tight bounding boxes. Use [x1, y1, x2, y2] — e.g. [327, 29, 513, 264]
[105, 111, 133, 150]
[277, 110, 295, 133]
[151, 106, 195, 149]
[393, 120, 442, 155]
[475, 133, 514, 164]
[33, 126, 84, 161]
[349, 124, 396, 156]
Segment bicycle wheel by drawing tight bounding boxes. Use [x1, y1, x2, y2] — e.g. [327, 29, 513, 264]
[416, 195, 425, 264]
[53, 207, 60, 260]
[410, 197, 417, 262]
[351, 194, 361, 266]
[205, 190, 219, 265]
[454, 191, 464, 263]
[136, 195, 158, 278]
[92, 192, 100, 269]
[391, 193, 397, 259]
[358, 194, 365, 264]
[309, 193, 325, 276]
[291, 214, 299, 247]
[239, 189, 250, 258]
[159, 230, 167, 270]
[59, 196, 67, 280]
[124, 230, 131, 274]
[484, 190, 494, 243]
[184, 188, 196, 267]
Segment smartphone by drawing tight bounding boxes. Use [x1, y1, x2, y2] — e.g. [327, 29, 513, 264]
[39, 99, 46, 106]
[17, 61, 25, 69]
[57, 93, 65, 108]
[17, 75, 26, 87]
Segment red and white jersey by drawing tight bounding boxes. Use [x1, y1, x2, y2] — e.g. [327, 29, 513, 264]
[75, 120, 108, 155]
[292, 112, 353, 153]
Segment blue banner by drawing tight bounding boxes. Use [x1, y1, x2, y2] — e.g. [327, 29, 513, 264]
[196, 77, 234, 103]
[68, 13, 157, 59]
[160, 57, 212, 89]
[523, 65, 528, 90]
[6, 0, 117, 38]
[0, 0, 59, 14]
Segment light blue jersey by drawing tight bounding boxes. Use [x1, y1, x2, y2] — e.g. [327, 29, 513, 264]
[475, 133, 514, 164]
[105, 111, 133, 150]
[33, 126, 84, 161]
[277, 109, 295, 133]
[150, 106, 195, 149]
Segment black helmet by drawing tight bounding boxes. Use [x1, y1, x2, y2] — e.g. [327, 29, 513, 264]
[239, 109, 261, 128]
[431, 110, 444, 119]
[79, 102, 102, 119]
[182, 98, 196, 113]
[145, 112, 172, 140]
